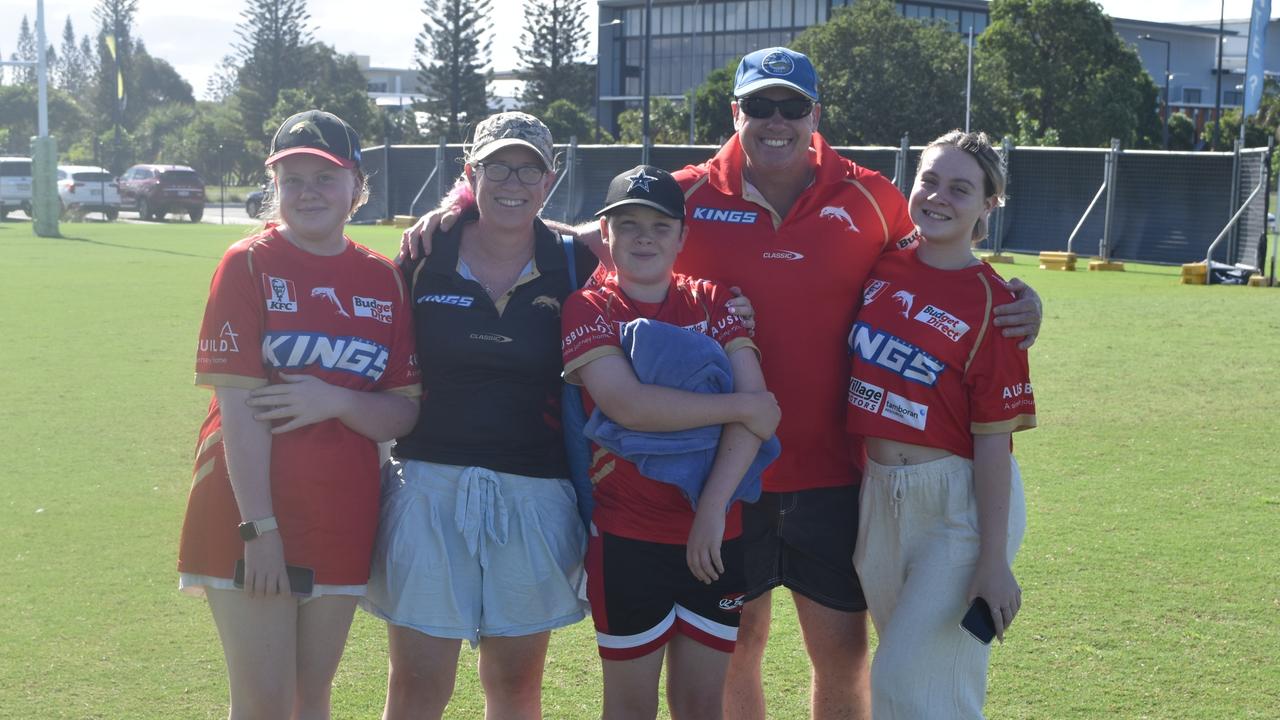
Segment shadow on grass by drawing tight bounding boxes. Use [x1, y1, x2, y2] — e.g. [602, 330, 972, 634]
[54, 233, 221, 260]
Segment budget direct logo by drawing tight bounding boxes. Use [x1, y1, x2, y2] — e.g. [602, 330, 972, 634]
[353, 296, 393, 324]
[913, 304, 970, 342]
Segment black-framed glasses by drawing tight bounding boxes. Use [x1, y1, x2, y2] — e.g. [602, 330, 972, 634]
[476, 162, 547, 185]
[738, 96, 814, 121]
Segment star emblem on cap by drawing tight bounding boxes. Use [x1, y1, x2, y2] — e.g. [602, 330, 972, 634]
[626, 169, 659, 193]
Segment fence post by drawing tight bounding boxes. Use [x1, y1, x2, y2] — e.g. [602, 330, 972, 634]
[895, 134, 910, 196]
[1267, 137, 1277, 285]
[993, 136, 1012, 253]
[565, 136, 578, 223]
[1227, 139, 1243, 263]
[435, 136, 447, 207]
[384, 128, 393, 221]
[1101, 138, 1120, 261]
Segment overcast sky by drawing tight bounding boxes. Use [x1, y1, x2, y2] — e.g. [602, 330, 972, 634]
[0, 0, 1267, 100]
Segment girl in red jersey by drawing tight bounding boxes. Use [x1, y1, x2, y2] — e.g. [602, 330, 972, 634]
[177, 110, 421, 719]
[846, 131, 1036, 719]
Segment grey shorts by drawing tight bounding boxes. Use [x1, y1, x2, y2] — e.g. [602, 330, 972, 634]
[361, 459, 588, 645]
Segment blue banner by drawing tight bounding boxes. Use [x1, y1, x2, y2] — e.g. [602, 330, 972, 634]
[1244, 0, 1271, 117]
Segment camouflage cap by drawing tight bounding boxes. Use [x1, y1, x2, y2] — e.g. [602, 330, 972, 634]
[468, 112, 555, 169]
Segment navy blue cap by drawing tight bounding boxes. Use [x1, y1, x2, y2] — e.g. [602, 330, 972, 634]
[733, 47, 819, 102]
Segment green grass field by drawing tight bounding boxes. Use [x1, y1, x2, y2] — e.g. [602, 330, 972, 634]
[1, 220, 1277, 719]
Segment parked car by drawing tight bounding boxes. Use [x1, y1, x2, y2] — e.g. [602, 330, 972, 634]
[56, 165, 121, 221]
[117, 163, 206, 222]
[245, 182, 270, 219]
[0, 156, 34, 220]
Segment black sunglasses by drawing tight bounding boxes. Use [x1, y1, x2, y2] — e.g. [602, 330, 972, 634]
[738, 96, 814, 120]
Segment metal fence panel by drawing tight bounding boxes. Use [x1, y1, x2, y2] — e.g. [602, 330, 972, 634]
[364, 142, 1266, 267]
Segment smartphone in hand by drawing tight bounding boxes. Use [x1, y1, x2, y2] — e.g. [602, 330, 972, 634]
[960, 596, 997, 644]
[233, 560, 315, 596]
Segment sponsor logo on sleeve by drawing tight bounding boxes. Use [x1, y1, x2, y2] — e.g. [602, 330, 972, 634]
[849, 321, 944, 387]
[262, 332, 388, 381]
[417, 293, 475, 307]
[820, 205, 860, 232]
[881, 391, 928, 430]
[848, 377, 885, 413]
[895, 228, 921, 250]
[1001, 382, 1034, 410]
[863, 279, 889, 305]
[692, 207, 759, 224]
[311, 287, 350, 317]
[353, 296, 393, 324]
[199, 321, 241, 355]
[562, 314, 614, 351]
[263, 275, 297, 313]
[913, 304, 970, 342]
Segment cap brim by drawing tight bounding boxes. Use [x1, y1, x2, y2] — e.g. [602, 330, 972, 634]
[594, 198, 684, 219]
[265, 146, 356, 169]
[734, 79, 819, 102]
[470, 138, 552, 168]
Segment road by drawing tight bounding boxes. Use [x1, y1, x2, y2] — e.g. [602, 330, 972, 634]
[2, 203, 258, 226]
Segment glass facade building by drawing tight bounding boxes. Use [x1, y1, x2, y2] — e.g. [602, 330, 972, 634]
[596, 0, 991, 133]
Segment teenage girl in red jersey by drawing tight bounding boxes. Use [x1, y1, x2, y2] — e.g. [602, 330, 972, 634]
[178, 110, 421, 719]
[847, 131, 1036, 719]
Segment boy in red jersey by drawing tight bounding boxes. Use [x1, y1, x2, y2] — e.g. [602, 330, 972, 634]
[561, 165, 779, 720]
[848, 131, 1035, 718]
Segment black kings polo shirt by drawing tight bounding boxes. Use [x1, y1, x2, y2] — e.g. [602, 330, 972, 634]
[394, 208, 598, 478]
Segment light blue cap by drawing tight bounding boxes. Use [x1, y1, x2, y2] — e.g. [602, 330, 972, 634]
[733, 47, 819, 102]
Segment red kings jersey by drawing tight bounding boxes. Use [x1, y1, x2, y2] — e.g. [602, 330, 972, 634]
[561, 273, 757, 544]
[674, 132, 917, 492]
[179, 228, 420, 585]
[846, 247, 1036, 458]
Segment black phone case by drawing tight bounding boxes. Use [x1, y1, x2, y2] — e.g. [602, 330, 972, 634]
[960, 597, 997, 644]
[232, 560, 315, 596]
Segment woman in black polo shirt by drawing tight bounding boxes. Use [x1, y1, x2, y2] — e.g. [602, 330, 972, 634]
[363, 112, 599, 720]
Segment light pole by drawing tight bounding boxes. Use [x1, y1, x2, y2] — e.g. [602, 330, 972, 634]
[598, 18, 622, 143]
[1212, 0, 1225, 151]
[1139, 34, 1171, 150]
[641, 0, 653, 165]
[689, 0, 701, 145]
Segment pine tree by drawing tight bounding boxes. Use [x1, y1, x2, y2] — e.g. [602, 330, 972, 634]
[91, 0, 138, 131]
[415, 0, 494, 141]
[206, 54, 240, 103]
[232, 0, 313, 142]
[516, 0, 593, 114]
[57, 17, 90, 97]
[13, 16, 36, 85]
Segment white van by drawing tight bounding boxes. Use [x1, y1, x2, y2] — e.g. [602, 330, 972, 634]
[56, 165, 122, 221]
[0, 156, 34, 220]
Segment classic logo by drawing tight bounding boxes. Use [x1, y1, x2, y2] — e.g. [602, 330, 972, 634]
[913, 304, 970, 342]
[881, 391, 928, 430]
[199, 321, 240, 354]
[891, 290, 915, 318]
[762, 250, 804, 261]
[469, 332, 513, 343]
[863, 279, 889, 305]
[417, 293, 475, 307]
[849, 321, 944, 387]
[262, 332, 388, 381]
[848, 377, 885, 413]
[761, 50, 795, 76]
[692, 207, 758, 224]
[311, 287, 350, 318]
[353, 296, 393, 324]
[263, 275, 297, 313]
[820, 205, 860, 232]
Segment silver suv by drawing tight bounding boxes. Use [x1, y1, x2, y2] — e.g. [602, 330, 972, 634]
[0, 156, 33, 220]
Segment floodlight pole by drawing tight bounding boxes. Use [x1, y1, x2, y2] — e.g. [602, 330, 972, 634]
[641, 0, 653, 165]
[1212, 0, 1226, 151]
[1139, 35, 1171, 150]
[965, 25, 974, 133]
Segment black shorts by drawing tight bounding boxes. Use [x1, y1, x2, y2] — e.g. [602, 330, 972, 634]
[740, 485, 866, 612]
[586, 531, 746, 660]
